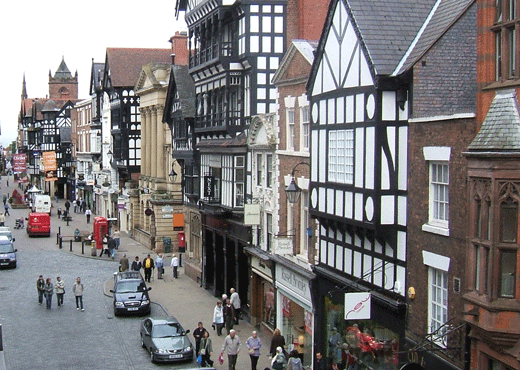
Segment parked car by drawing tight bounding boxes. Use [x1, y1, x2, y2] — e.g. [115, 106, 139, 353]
[110, 271, 151, 316]
[0, 227, 15, 242]
[140, 317, 194, 363]
[0, 235, 17, 268]
[26, 212, 51, 237]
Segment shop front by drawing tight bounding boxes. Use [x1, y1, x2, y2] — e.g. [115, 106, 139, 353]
[312, 266, 406, 370]
[246, 247, 275, 335]
[273, 256, 315, 369]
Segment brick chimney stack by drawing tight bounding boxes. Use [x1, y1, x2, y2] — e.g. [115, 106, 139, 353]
[169, 31, 189, 65]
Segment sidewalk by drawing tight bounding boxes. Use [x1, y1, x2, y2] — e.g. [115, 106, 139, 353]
[55, 207, 274, 370]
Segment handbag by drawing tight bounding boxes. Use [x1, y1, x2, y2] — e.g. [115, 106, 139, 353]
[197, 354, 202, 364]
[249, 348, 255, 355]
[200, 348, 206, 355]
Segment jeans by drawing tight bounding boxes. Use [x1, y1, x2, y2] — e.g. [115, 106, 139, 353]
[144, 268, 152, 282]
[75, 295, 83, 309]
[173, 266, 178, 279]
[157, 265, 163, 279]
[216, 322, 224, 336]
[45, 294, 52, 309]
[57, 293, 64, 306]
[38, 289, 44, 304]
[227, 354, 237, 370]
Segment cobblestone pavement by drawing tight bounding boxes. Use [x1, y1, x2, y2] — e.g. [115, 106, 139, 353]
[1, 177, 275, 370]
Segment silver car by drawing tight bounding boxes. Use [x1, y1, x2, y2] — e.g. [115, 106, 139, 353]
[140, 317, 194, 363]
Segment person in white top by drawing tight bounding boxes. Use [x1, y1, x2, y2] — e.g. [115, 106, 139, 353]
[229, 287, 241, 324]
[170, 254, 179, 279]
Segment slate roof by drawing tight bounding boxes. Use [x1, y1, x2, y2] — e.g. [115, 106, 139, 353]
[53, 57, 73, 79]
[293, 40, 318, 65]
[396, 0, 474, 75]
[467, 89, 520, 152]
[90, 62, 105, 95]
[172, 65, 196, 118]
[106, 48, 172, 87]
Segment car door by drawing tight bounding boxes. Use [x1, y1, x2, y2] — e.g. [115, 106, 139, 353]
[142, 319, 153, 349]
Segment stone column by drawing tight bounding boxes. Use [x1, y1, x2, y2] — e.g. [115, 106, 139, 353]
[146, 108, 153, 178]
[140, 107, 148, 177]
[156, 106, 165, 180]
[151, 106, 158, 179]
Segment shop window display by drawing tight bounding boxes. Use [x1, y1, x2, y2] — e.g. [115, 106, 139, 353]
[324, 296, 399, 369]
[263, 283, 276, 329]
[281, 294, 313, 368]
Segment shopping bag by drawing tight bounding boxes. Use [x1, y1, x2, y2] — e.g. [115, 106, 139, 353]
[219, 353, 225, 365]
[197, 354, 202, 365]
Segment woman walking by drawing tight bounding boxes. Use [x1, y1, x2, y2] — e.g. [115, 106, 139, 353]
[246, 330, 262, 370]
[213, 300, 224, 336]
[285, 349, 303, 370]
[55, 276, 65, 307]
[44, 278, 54, 309]
[270, 328, 287, 358]
[199, 331, 214, 367]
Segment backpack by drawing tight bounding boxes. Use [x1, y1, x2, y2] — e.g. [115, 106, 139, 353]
[145, 259, 151, 268]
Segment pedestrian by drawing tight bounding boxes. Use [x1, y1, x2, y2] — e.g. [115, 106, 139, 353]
[222, 293, 228, 305]
[64, 200, 70, 213]
[108, 236, 117, 259]
[0, 212, 5, 226]
[285, 349, 303, 370]
[230, 287, 241, 324]
[223, 298, 235, 334]
[131, 256, 142, 271]
[73, 277, 84, 311]
[113, 228, 120, 249]
[99, 237, 110, 257]
[270, 328, 287, 358]
[55, 276, 65, 307]
[213, 300, 225, 336]
[73, 199, 77, 213]
[200, 330, 214, 367]
[81, 200, 86, 213]
[314, 352, 326, 370]
[221, 329, 241, 370]
[193, 321, 208, 355]
[246, 331, 262, 370]
[44, 277, 54, 309]
[119, 254, 129, 272]
[271, 346, 287, 370]
[4, 202, 10, 216]
[85, 208, 92, 223]
[36, 275, 45, 305]
[143, 254, 154, 282]
[156, 253, 164, 279]
[171, 254, 179, 279]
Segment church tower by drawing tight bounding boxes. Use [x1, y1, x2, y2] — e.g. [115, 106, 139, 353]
[48, 56, 78, 100]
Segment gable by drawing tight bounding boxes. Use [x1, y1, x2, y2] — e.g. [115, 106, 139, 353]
[312, 0, 373, 97]
[280, 51, 313, 82]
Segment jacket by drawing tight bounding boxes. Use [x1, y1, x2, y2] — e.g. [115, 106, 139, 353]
[55, 280, 65, 294]
[230, 292, 241, 309]
[44, 283, 54, 297]
[221, 334, 241, 355]
[37, 278, 45, 291]
[143, 257, 154, 269]
[73, 282, 84, 296]
[213, 305, 224, 324]
[120, 257, 129, 272]
[286, 357, 303, 370]
[131, 260, 142, 271]
[246, 336, 262, 356]
[200, 337, 213, 355]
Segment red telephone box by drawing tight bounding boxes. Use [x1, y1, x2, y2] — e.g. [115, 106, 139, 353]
[178, 231, 186, 253]
[93, 216, 108, 249]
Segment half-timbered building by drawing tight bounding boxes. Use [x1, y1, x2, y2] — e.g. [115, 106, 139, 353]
[306, 0, 475, 368]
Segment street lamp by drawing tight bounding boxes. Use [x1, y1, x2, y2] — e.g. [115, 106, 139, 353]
[169, 160, 178, 182]
[285, 162, 310, 204]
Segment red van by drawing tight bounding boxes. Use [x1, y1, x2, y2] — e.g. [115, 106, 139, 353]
[27, 213, 51, 237]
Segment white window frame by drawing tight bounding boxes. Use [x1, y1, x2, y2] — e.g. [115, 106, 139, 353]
[429, 162, 449, 228]
[266, 154, 273, 188]
[299, 189, 309, 260]
[266, 213, 273, 251]
[234, 156, 245, 207]
[428, 267, 449, 347]
[287, 107, 295, 150]
[256, 153, 263, 187]
[300, 105, 310, 151]
[328, 130, 354, 184]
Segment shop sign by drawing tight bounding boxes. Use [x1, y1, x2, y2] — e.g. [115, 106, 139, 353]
[282, 295, 291, 317]
[344, 292, 371, 320]
[244, 204, 261, 225]
[162, 205, 173, 213]
[163, 214, 173, 218]
[304, 310, 313, 335]
[276, 265, 312, 303]
[275, 238, 293, 255]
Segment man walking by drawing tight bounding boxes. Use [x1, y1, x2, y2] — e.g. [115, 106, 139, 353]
[55, 276, 65, 307]
[156, 253, 164, 279]
[85, 208, 92, 224]
[4, 201, 10, 216]
[143, 254, 154, 282]
[193, 322, 208, 355]
[64, 200, 70, 214]
[221, 329, 241, 370]
[36, 275, 45, 305]
[108, 236, 117, 259]
[223, 298, 235, 334]
[119, 254, 129, 272]
[131, 256, 142, 271]
[73, 277, 84, 311]
[170, 254, 179, 279]
[230, 287, 241, 324]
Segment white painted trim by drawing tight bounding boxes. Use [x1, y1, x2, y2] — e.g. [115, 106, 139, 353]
[423, 250, 450, 272]
[409, 113, 475, 123]
[423, 147, 451, 161]
[422, 223, 450, 237]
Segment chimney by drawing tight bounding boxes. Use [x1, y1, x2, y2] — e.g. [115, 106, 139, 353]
[169, 31, 189, 66]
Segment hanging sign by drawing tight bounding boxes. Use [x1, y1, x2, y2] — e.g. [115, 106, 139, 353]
[345, 292, 371, 320]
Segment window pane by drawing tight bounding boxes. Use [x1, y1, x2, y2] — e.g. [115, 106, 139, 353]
[500, 199, 518, 242]
[500, 250, 516, 297]
[496, 32, 502, 80]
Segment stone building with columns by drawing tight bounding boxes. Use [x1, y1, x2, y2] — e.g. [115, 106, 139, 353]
[131, 60, 183, 251]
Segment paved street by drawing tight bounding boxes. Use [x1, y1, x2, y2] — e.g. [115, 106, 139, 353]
[0, 176, 275, 370]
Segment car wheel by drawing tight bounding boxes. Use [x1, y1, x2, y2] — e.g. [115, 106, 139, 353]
[150, 348, 155, 363]
[140, 335, 145, 348]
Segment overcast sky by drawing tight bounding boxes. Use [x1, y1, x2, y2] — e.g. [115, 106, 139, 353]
[0, 0, 186, 148]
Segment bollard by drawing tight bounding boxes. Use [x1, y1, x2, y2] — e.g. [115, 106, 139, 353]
[70, 240, 73, 252]
[66, 217, 70, 226]
[59, 236, 62, 249]
[81, 240, 85, 254]
[0, 323, 3, 351]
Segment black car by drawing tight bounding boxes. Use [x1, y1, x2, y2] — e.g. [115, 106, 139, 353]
[110, 271, 151, 316]
[140, 317, 194, 363]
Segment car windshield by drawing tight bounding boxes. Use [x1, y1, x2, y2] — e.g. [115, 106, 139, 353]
[0, 244, 14, 253]
[116, 281, 147, 293]
[0, 232, 12, 240]
[152, 323, 183, 338]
